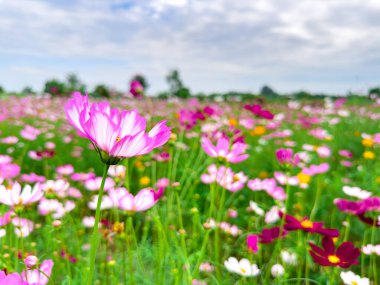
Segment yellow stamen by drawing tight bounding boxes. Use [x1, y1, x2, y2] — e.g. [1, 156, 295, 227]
[116, 137, 121, 142]
[327, 255, 340, 264]
[300, 219, 313, 229]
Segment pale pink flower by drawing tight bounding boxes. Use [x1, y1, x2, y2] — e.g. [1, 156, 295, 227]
[201, 136, 248, 163]
[38, 199, 75, 219]
[82, 216, 96, 228]
[316, 146, 331, 158]
[84, 177, 115, 191]
[247, 178, 286, 201]
[56, 164, 74, 176]
[12, 217, 34, 237]
[24, 256, 38, 268]
[113, 188, 157, 212]
[0, 182, 43, 206]
[302, 163, 330, 175]
[201, 164, 247, 192]
[20, 173, 46, 183]
[108, 165, 126, 179]
[21, 259, 54, 285]
[88, 195, 114, 210]
[42, 180, 70, 198]
[0, 136, 18, 144]
[20, 125, 41, 141]
[265, 206, 281, 224]
[65, 92, 171, 164]
[0, 163, 20, 179]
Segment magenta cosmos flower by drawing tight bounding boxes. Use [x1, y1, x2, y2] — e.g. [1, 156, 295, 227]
[309, 237, 360, 268]
[201, 136, 248, 163]
[275, 148, 299, 167]
[65, 92, 171, 165]
[280, 213, 339, 238]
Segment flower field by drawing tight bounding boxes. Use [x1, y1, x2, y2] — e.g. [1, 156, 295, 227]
[0, 94, 379, 284]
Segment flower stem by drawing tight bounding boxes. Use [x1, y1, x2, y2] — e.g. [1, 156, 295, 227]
[86, 163, 110, 285]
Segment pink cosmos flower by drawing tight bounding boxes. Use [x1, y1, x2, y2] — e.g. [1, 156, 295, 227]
[201, 164, 247, 192]
[111, 188, 158, 212]
[65, 92, 171, 164]
[42, 180, 70, 198]
[21, 259, 54, 285]
[0, 155, 12, 164]
[247, 234, 259, 253]
[275, 148, 299, 166]
[84, 177, 115, 191]
[201, 136, 248, 163]
[0, 210, 13, 226]
[247, 178, 286, 201]
[70, 172, 96, 181]
[302, 163, 330, 175]
[20, 173, 46, 183]
[339, 150, 353, 159]
[0, 271, 25, 285]
[12, 217, 34, 237]
[56, 164, 74, 176]
[130, 80, 144, 98]
[0, 163, 21, 179]
[244, 104, 274, 120]
[38, 199, 76, 219]
[0, 136, 19, 144]
[20, 125, 41, 141]
[0, 182, 43, 207]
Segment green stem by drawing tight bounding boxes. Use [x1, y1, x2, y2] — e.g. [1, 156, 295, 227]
[86, 163, 110, 285]
[126, 216, 135, 285]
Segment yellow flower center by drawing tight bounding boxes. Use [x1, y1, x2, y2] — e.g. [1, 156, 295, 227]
[229, 118, 238, 127]
[363, 151, 375, 160]
[362, 138, 374, 147]
[297, 173, 311, 184]
[327, 255, 340, 264]
[233, 175, 240, 182]
[251, 126, 266, 136]
[116, 136, 121, 142]
[352, 282, 358, 285]
[140, 176, 150, 186]
[300, 219, 313, 229]
[240, 268, 246, 274]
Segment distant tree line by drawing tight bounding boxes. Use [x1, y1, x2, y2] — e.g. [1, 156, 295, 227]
[0, 70, 379, 102]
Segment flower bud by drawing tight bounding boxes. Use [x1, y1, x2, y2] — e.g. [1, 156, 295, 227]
[24, 255, 39, 268]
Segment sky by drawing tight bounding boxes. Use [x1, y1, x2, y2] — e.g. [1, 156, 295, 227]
[1, 0, 380, 95]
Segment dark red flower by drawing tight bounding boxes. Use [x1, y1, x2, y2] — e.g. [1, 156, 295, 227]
[280, 213, 339, 238]
[308, 237, 360, 268]
[258, 226, 287, 244]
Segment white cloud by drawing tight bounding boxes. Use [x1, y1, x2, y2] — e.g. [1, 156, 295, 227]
[0, 0, 379, 94]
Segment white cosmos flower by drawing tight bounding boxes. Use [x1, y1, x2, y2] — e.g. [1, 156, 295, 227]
[340, 271, 369, 285]
[281, 250, 297, 265]
[342, 186, 372, 199]
[224, 257, 260, 277]
[271, 264, 285, 277]
[249, 201, 264, 216]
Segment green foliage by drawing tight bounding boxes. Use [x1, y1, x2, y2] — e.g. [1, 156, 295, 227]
[92, 84, 111, 98]
[66, 73, 86, 95]
[166, 69, 191, 98]
[260, 85, 279, 98]
[43, 79, 66, 95]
